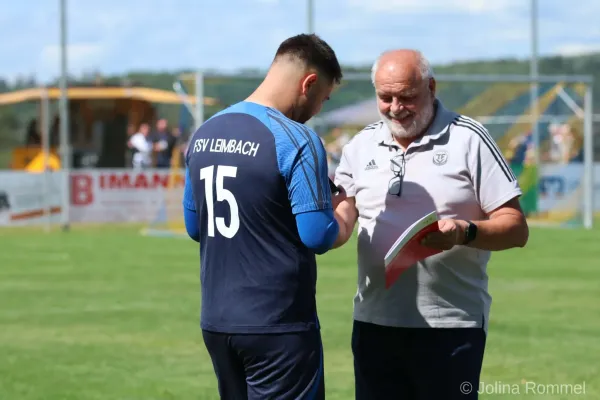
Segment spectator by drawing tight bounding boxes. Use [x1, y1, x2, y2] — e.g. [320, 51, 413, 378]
[128, 123, 153, 169]
[25, 118, 41, 146]
[548, 123, 574, 164]
[153, 118, 176, 168]
[170, 126, 186, 167]
[125, 123, 137, 167]
[508, 131, 533, 167]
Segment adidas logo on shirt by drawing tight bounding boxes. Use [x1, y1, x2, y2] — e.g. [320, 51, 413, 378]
[365, 159, 378, 170]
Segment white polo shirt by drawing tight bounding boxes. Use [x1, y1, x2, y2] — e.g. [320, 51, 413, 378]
[129, 132, 153, 169]
[334, 99, 522, 331]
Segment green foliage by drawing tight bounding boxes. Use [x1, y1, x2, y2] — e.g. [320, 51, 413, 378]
[0, 53, 599, 152]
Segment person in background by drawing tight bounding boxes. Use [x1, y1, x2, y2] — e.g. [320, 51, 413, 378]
[25, 118, 41, 146]
[128, 123, 153, 169]
[548, 123, 575, 164]
[170, 126, 186, 167]
[153, 118, 176, 168]
[125, 123, 137, 167]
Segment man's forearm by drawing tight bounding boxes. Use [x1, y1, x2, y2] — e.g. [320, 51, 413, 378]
[462, 214, 528, 251]
[332, 211, 354, 248]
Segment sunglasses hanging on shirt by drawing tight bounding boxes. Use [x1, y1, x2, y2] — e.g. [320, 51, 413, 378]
[388, 152, 406, 197]
[377, 141, 405, 196]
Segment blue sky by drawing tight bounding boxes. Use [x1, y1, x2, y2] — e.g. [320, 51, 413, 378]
[2, 0, 600, 83]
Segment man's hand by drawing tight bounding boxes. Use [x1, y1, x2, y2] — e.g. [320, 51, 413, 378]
[421, 219, 468, 250]
[331, 185, 347, 209]
[332, 193, 357, 249]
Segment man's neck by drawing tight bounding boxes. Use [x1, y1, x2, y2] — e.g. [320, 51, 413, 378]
[393, 101, 437, 150]
[246, 77, 296, 119]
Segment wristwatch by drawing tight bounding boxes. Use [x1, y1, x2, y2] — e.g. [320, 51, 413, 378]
[463, 221, 477, 245]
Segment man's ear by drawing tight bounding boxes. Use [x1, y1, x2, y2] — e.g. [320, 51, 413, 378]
[301, 73, 318, 96]
[428, 78, 436, 96]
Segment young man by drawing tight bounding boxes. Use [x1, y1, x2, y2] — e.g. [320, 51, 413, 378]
[183, 34, 345, 399]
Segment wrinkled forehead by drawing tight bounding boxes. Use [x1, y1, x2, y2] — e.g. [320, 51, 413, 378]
[375, 60, 425, 93]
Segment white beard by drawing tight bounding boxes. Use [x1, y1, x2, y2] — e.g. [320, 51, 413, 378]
[379, 101, 435, 140]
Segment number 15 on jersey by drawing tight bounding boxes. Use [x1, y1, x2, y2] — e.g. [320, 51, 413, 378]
[199, 165, 240, 239]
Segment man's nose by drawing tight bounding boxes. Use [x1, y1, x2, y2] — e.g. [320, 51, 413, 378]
[390, 99, 405, 114]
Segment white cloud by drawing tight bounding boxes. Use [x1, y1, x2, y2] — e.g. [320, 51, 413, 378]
[348, 0, 520, 14]
[39, 43, 106, 76]
[2, 0, 600, 83]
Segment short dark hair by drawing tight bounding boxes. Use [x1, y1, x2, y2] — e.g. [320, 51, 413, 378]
[275, 33, 343, 84]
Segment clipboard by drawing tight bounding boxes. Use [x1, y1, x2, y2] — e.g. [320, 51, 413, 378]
[383, 211, 443, 288]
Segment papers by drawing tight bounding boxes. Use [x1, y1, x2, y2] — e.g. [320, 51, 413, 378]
[384, 211, 442, 289]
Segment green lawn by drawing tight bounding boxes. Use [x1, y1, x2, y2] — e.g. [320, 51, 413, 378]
[0, 225, 599, 399]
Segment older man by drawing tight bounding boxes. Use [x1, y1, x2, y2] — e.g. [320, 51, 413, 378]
[333, 49, 529, 399]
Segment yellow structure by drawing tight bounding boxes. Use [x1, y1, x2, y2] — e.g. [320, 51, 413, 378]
[497, 83, 563, 151]
[25, 152, 61, 172]
[457, 83, 530, 117]
[0, 86, 219, 170]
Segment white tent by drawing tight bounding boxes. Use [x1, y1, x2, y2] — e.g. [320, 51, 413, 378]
[315, 97, 379, 128]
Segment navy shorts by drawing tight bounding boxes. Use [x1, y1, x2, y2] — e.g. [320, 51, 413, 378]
[202, 329, 324, 400]
[352, 320, 487, 400]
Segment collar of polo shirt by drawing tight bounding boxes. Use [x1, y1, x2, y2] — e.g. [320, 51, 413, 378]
[376, 99, 458, 151]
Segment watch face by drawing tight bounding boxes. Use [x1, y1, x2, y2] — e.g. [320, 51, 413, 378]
[464, 222, 476, 244]
[468, 223, 476, 240]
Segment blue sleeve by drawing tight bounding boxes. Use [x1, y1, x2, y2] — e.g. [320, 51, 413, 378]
[275, 124, 332, 215]
[296, 209, 339, 254]
[182, 167, 199, 241]
[184, 207, 199, 242]
[183, 167, 195, 211]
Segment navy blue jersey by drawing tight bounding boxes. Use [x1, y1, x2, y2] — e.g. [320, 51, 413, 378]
[185, 101, 332, 334]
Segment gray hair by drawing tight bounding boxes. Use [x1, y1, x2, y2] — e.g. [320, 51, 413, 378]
[370, 50, 434, 86]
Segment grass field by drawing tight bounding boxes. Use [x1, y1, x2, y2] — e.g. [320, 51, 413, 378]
[1, 225, 599, 399]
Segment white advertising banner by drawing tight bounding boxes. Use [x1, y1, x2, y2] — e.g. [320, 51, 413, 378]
[0, 165, 598, 227]
[538, 164, 600, 212]
[0, 171, 63, 226]
[0, 169, 185, 226]
[69, 169, 185, 223]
